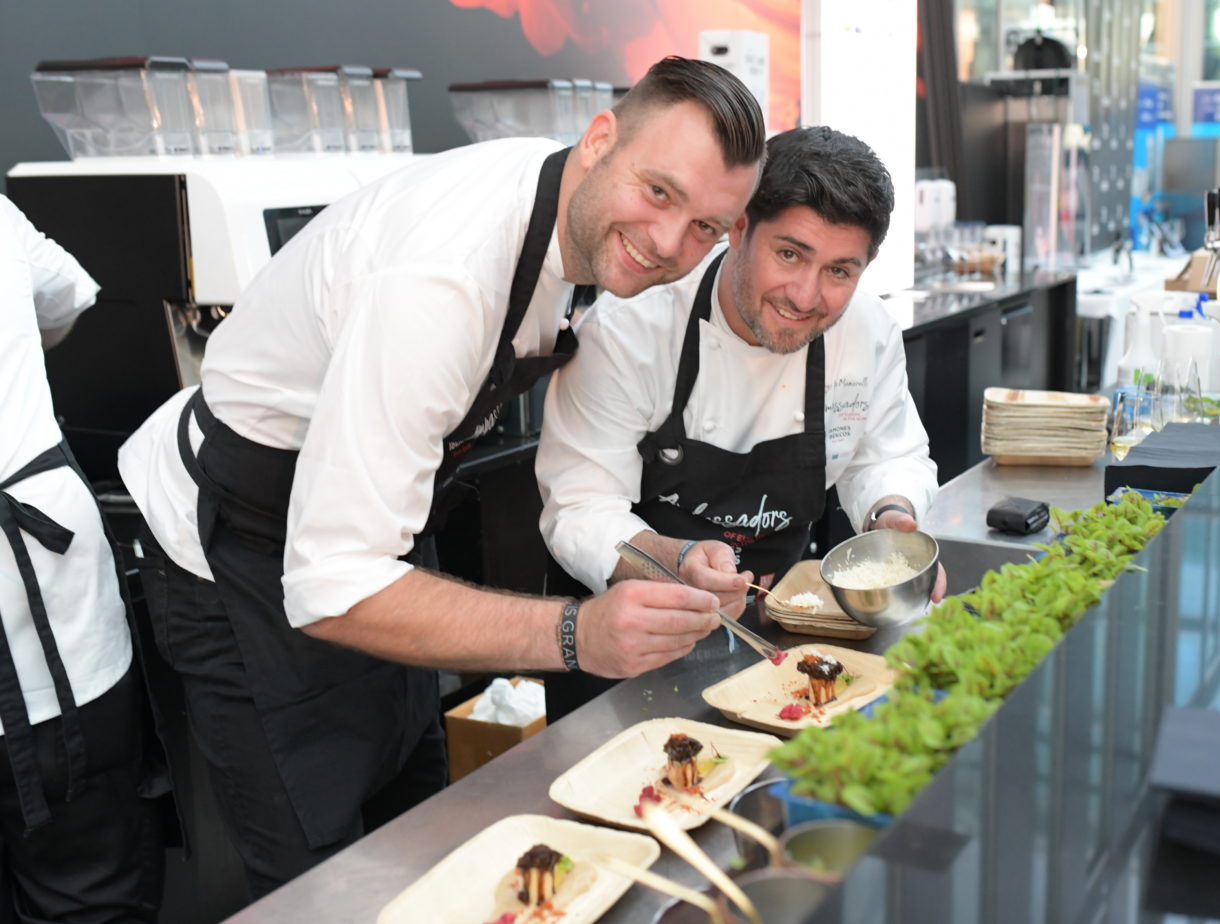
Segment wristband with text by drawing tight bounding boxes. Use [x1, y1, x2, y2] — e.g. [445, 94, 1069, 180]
[557, 601, 580, 672]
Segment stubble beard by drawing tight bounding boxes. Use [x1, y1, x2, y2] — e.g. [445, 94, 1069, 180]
[730, 264, 830, 355]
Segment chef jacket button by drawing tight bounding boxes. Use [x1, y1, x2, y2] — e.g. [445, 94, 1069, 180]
[558, 317, 571, 330]
[704, 420, 717, 432]
[709, 339, 721, 350]
[794, 411, 805, 422]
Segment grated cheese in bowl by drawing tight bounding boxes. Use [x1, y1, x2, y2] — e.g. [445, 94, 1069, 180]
[827, 552, 919, 590]
[780, 591, 824, 611]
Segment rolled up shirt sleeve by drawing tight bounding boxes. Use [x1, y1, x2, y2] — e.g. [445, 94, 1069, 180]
[832, 319, 938, 532]
[282, 264, 496, 627]
[537, 309, 663, 594]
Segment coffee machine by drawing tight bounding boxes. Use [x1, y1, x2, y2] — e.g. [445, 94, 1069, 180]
[6, 153, 410, 484]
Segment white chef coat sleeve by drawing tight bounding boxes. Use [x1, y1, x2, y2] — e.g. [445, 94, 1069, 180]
[0, 195, 99, 329]
[536, 307, 660, 594]
[281, 263, 495, 627]
[832, 319, 938, 532]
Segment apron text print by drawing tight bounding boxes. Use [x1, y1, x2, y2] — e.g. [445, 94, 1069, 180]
[656, 492, 794, 537]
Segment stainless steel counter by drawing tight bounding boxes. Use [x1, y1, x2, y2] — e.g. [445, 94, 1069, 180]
[226, 611, 904, 923]
[922, 456, 1108, 549]
[224, 455, 1220, 924]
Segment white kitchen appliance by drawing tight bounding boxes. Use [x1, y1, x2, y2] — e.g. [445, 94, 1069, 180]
[698, 29, 769, 127]
[6, 153, 411, 482]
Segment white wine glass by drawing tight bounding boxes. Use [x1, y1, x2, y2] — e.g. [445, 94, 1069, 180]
[1110, 391, 1145, 461]
[1135, 374, 1157, 435]
[1153, 359, 1189, 425]
[1179, 359, 1203, 422]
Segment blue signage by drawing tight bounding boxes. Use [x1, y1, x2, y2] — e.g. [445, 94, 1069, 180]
[1138, 84, 1173, 128]
[1192, 86, 1220, 123]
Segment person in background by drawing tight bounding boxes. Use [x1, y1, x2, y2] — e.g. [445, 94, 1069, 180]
[118, 57, 766, 897]
[537, 126, 945, 719]
[0, 195, 163, 922]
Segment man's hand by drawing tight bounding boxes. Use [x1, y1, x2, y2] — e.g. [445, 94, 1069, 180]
[867, 496, 948, 603]
[611, 531, 750, 618]
[575, 580, 721, 678]
[676, 540, 751, 619]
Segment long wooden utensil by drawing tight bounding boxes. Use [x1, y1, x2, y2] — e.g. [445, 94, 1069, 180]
[589, 854, 727, 924]
[640, 800, 762, 924]
[664, 789, 783, 868]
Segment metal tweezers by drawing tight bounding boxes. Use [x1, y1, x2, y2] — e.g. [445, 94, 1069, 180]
[615, 540, 783, 665]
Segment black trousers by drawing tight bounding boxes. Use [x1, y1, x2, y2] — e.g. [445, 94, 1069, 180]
[137, 528, 446, 900]
[0, 667, 163, 924]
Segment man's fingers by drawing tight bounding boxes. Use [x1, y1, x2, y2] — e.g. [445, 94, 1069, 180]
[931, 563, 948, 603]
[876, 511, 919, 532]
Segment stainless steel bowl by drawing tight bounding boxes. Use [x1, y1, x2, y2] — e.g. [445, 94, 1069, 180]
[779, 819, 880, 878]
[651, 868, 832, 924]
[819, 530, 939, 628]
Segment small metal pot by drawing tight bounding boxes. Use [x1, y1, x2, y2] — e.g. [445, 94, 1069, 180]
[778, 819, 880, 879]
[651, 868, 833, 924]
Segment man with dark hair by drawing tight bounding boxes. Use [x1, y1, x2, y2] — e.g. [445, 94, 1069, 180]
[538, 127, 944, 716]
[118, 56, 765, 897]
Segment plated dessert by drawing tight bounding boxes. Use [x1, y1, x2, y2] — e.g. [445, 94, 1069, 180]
[376, 815, 658, 924]
[483, 842, 597, 923]
[548, 718, 778, 832]
[702, 643, 895, 737]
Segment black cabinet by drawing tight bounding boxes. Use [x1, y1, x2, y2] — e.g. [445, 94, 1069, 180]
[900, 275, 1076, 482]
[998, 300, 1050, 390]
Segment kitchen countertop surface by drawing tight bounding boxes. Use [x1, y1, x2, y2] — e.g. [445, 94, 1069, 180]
[225, 460, 1220, 924]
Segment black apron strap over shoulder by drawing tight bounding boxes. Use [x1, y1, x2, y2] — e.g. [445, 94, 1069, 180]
[0, 441, 87, 833]
[803, 334, 826, 435]
[448, 146, 571, 440]
[637, 252, 725, 464]
[427, 147, 577, 536]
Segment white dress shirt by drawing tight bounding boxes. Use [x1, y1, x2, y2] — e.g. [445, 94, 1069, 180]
[537, 247, 938, 592]
[119, 138, 571, 628]
[0, 195, 131, 730]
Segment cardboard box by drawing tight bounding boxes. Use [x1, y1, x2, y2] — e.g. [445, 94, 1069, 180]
[1165, 250, 1218, 298]
[444, 676, 545, 783]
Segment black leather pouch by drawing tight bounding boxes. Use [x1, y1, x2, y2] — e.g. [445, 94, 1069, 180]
[986, 496, 1050, 534]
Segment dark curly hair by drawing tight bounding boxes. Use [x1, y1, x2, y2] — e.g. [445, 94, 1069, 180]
[745, 126, 893, 256]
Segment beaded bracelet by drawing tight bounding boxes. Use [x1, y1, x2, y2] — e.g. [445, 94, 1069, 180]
[675, 540, 699, 573]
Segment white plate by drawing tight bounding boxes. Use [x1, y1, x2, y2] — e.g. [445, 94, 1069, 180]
[702, 644, 896, 737]
[377, 814, 659, 924]
[548, 717, 779, 832]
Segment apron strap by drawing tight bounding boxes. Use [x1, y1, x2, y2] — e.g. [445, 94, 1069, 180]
[0, 442, 89, 833]
[177, 388, 286, 550]
[454, 146, 571, 428]
[637, 252, 724, 463]
[637, 250, 828, 464]
[803, 336, 826, 437]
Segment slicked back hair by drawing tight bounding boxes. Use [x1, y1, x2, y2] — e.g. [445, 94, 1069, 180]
[746, 126, 894, 257]
[611, 56, 766, 169]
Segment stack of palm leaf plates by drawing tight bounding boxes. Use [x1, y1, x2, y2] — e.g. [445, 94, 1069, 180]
[982, 387, 1108, 466]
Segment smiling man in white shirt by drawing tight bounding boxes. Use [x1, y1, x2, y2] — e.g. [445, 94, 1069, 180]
[537, 126, 944, 717]
[118, 57, 765, 897]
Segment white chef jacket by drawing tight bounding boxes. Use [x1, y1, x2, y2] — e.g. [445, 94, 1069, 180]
[0, 195, 131, 731]
[119, 137, 571, 628]
[537, 247, 938, 592]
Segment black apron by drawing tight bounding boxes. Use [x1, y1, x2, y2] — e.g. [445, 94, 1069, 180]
[0, 441, 168, 834]
[547, 253, 828, 724]
[634, 251, 828, 585]
[174, 145, 577, 849]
